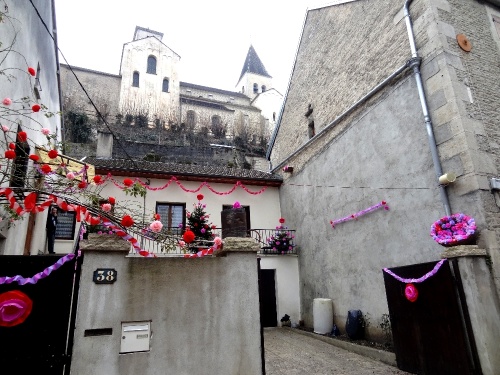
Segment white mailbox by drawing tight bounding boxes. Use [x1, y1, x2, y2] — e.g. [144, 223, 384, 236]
[120, 322, 151, 353]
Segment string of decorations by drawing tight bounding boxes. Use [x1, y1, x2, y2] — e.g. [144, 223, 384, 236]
[100, 221, 155, 258]
[330, 201, 389, 228]
[383, 259, 447, 302]
[0, 254, 76, 285]
[105, 175, 267, 195]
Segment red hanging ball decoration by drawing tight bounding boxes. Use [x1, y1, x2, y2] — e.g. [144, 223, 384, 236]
[405, 283, 419, 302]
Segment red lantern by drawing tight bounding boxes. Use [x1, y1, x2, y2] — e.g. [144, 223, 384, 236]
[121, 215, 134, 227]
[47, 149, 58, 159]
[183, 230, 196, 243]
[17, 131, 27, 142]
[4, 150, 16, 159]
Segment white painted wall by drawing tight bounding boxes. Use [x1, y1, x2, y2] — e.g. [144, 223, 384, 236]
[0, 1, 62, 255]
[97, 177, 281, 230]
[260, 255, 301, 326]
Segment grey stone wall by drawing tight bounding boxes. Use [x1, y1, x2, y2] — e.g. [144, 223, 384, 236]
[271, 0, 500, 339]
[271, 0, 412, 168]
[71, 237, 262, 375]
[60, 64, 121, 123]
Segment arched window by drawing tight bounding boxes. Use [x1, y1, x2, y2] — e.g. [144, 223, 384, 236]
[253, 83, 258, 94]
[147, 55, 157, 74]
[186, 110, 196, 127]
[162, 78, 169, 92]
[132, 71, 139, 87]
[261, 85, 266, 92]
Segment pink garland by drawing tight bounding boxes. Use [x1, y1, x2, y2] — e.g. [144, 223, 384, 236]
[104, 175, 267, 195]
[383, 259, 446, 283]
[0, 254, 75, 285]
[100, 221, 155, 257]
[330, 201, 389, 228]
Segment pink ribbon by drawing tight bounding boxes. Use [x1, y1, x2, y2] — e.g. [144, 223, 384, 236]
[383, 259, 447, 283]
[105, 175, 267, 196]
[0, 253, 75, 285]
[330, 201, 389, 228]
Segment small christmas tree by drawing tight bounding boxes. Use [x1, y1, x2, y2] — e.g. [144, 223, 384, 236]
[186, 194, 214, 243]
[267, 217, 295, 254]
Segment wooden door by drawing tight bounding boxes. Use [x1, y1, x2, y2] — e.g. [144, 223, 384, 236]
[383, 260, 480, 374]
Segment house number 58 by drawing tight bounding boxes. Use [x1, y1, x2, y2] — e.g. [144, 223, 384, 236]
[93, 269, 117, 284]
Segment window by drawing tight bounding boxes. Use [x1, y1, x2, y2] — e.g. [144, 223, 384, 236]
[132, 71, 139, 87]
[273, 112, 276, 121]
[212, 115, 221, 127]
[55, 209, 77, 240]
[222, 205, 251, 231]
[34, 63, 42, 99]
[156, 203, 185, 233]
[147, 55, 157, 74]
[186, 110, 196, 127]
[261, 85, 266, 92]
[162, 78, 169, 92]
[10, 126, 30, 188]
[253, 83, 258, 94]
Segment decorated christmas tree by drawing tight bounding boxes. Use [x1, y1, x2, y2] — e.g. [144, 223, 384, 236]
[267, 217, 295, 254]
[186, 194, 214, 242]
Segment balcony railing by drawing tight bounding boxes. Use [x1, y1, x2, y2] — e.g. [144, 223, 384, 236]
[108, 227, 297, 256]
[249, 229, 297, 255]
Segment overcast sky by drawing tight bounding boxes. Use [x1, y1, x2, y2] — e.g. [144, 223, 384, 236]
[53, 0, 328, 95]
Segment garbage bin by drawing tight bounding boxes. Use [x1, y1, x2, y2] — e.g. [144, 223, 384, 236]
[313, 298, 333, 334]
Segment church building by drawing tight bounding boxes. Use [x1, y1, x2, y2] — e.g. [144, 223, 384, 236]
[60, 26, 283, 149]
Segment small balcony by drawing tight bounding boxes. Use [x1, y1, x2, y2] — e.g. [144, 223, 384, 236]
[118, 227, 297, 256]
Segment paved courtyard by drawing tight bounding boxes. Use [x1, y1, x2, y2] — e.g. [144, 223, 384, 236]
[264, 327, 411, 375]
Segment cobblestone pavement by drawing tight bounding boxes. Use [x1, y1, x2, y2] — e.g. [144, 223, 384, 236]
[264, 327, 412, 375]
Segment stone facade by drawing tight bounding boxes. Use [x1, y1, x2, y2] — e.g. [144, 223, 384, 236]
[268, 0, 500, 349]
[60, 27, 282, 154]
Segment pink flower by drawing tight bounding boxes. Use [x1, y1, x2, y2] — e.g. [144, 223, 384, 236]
[66, 172, 75, 180]
[214, 237, 222, 246]
[178, 240, 186, 247]
[101, 203, 112, 212]
[149, 220, 163, 233]
[2, 125, 8, 132]
[233, 201, 241, 209]
[2, 98, 12, 106]
[41, 128, 50, 135]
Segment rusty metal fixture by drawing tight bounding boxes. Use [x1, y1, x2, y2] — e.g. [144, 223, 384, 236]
[457, 34, 472, 52]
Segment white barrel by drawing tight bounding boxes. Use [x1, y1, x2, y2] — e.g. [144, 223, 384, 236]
[313, 298, 333, 334]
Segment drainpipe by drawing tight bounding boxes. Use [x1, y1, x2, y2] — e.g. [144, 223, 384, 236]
[404, 0, 452, 216]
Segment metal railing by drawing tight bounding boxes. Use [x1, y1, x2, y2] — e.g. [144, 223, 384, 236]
[249, 228, 297, 255]
[87, 226, 298, 256]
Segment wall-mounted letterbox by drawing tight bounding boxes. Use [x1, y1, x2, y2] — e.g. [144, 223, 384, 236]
[120, 322, 151, 353]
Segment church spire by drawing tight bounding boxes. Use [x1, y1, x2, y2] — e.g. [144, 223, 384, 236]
[238, 45, 272, 83]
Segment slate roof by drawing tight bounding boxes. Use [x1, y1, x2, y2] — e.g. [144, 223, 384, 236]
[238, 45, 272, 83]
[180, 82, 248, 98]
[85, 157, 282, 186]
[180, 97, 234, 112]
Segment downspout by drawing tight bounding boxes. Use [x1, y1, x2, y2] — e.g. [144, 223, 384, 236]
[404, 0, 452, 216]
